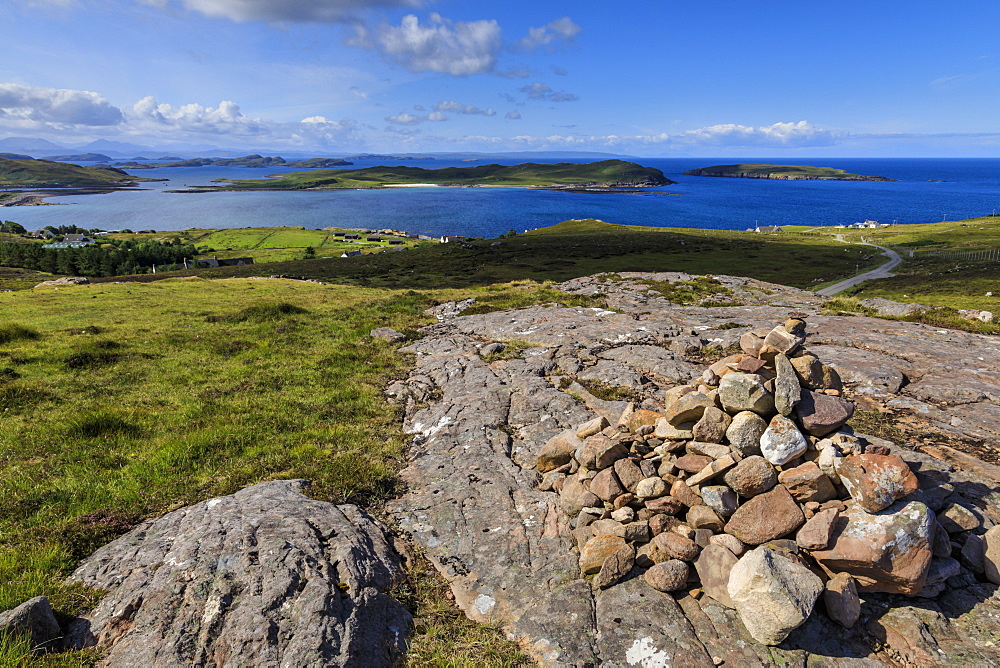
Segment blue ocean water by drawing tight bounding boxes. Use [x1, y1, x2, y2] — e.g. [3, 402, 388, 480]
[6, 157, 1000, 237]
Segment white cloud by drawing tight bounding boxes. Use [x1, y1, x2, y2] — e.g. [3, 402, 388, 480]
[433, 100, 495, 116]
[505, 111, 521, 120]
[520, 82, 578, 102]
[674, 121, 838, 147]
[352, 13, 501, 75]
[171, 0, 419, 23]
[516, 17, 580, 51]
[127, 96, 268, 135]
[385, 110, 446, 125]
[0, 83, 123, 128]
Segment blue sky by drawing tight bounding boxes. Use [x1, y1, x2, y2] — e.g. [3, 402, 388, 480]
[2, 0, 999, 156]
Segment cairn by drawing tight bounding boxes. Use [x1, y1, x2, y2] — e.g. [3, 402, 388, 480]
[536, 317, 1000, 646]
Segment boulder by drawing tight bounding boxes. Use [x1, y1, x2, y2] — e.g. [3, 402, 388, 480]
[709, 533, 747, 557]
[938, 502, 981, 533]
[687, 505, 725, 532]
[795, 389, 854, 437]
[723, 455, 777, 498]
[581, 535, 628, 575]
[596, 544, 636, 589]
[653, 532, 701, 562]
[669, 480, 703, 508]
[370, 327, 407, 342]
[692, 407, 732, 444]
[644, 560, 689, 592]
[576, 416, 610, 439]
[701, 485, 739, 518]
[718, 373, 775, 416]
[674, 454, 714, 473]
[759, 414, 809, 466]
[823, 572, 861, 629]
[635, 476, 668, 499]
[578, 433, 628, 470]
[0, 596, 61, 654]
[727, 547, 823, 645]
[777, 461, 837, 503]
[685, 455, 737, 487]
[811, 501, 934, 595]
[984, 525, 1000, 585]
[64, 480, 410, 666]
[724, 485, 804, 545]
[773, 354, 801, 416]
[795, 507, 839, 550]
[725, 411, 767, 457]
[537, 429, 583, 473]
[694, 544, 739, 608]
[760, 327, 804, 357]
[613, 458, 645, 493]
[590, 467, 626, 502]
[664, 392, 715, 426]
[835, 453, 918, 513]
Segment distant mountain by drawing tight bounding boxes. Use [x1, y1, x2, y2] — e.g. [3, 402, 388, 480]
[116, 154, 352, 169]
[0, 136, 69, 155]
[0, 153, 34, 160]
[48, 153, 114, 162]
[74, 139, 155, 157]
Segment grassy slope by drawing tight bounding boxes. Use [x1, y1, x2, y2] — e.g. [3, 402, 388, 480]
[0, 158, 140, 187]
[205, 160, 673, 190]
[683, 164, 889, 180]
[1, 277, 610, 665]
[90, 220, 879, 290]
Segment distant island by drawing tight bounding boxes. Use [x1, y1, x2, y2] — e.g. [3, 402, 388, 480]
[683, 164, 895, 181]
[178, 159, 674, 193]
[117, 154, 353, 169]
[46, 153, 115, 162]
[0, 157, 162, 206]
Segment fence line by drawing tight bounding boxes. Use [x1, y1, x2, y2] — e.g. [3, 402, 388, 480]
[919, 248, 1000, 261]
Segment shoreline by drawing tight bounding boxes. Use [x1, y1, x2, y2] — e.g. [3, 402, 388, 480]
[0, 182, 164, 207]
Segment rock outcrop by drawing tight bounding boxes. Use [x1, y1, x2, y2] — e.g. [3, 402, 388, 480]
[389, 272, 1000, 665]
[64, 480, 410, 667]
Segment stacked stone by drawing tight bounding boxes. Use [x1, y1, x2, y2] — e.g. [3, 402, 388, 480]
[536, 317, 1000, 646]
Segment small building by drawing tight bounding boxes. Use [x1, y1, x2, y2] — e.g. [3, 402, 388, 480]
[63, 233, 92, 244]
[366, 236, 382, 242]
[344, 234, 360, 240]
[30, 229, 54, 239]
[440, 235, 467, 243]
[388, 240, 404, 245]
[333, 232, 346, 237]
[754, 226, 782, 234]
[341, 250, 362, 258]
[195, 257, 254, 268]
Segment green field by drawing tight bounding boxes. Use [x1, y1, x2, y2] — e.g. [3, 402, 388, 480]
[1, 277, 590, 665]
[88, 219, 879, 291]
[195, 159, 673, 191]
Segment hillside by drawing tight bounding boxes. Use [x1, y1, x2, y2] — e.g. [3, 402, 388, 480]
[193, 159, 674, 191]
[118, 154, 353, 169]
[0, 157, 143, 187]
[684, 164, 894, 181]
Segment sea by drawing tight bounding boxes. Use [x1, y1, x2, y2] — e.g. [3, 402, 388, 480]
[5, 157, 1000, 237]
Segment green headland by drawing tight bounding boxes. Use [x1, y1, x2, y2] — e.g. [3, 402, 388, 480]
[683, 164, 894, 181]
[0, 157, 152, 188]
[183, 159, 674, 192]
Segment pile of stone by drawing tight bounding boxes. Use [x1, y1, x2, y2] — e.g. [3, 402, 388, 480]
[536, 318, 1000, 646]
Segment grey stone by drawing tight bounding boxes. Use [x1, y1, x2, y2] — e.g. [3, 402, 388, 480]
[694, 544, 739, 608]
[692, 407, 732, 444]
[0, 596, 61, 654]
[773, 353, 801, 416]
[701, 485, 739, 518]
[984, 525, 1000, 585]
[718, 373, 775, 416]
[371, 327, 407, 342]
[725, 411, 767, 457]
[728, 546, 823, 646]
[65, 480, 410, 667]
[595, 544, 636, 589]
[823, 573, 860, 629]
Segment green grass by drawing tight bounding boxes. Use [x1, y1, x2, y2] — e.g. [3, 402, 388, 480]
[198, 160, 672, 191]
[88, 219, 878, 291]
[0, 276, 594, 665]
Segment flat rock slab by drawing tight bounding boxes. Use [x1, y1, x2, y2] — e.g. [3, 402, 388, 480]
[390, 275, 1000, 667]
[65, 480, 410, 667]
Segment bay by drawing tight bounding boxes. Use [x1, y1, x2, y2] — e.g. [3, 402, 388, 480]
[5, 157, 999, 237]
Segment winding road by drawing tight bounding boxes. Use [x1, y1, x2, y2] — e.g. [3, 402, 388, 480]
[816, 240, 903, 297]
